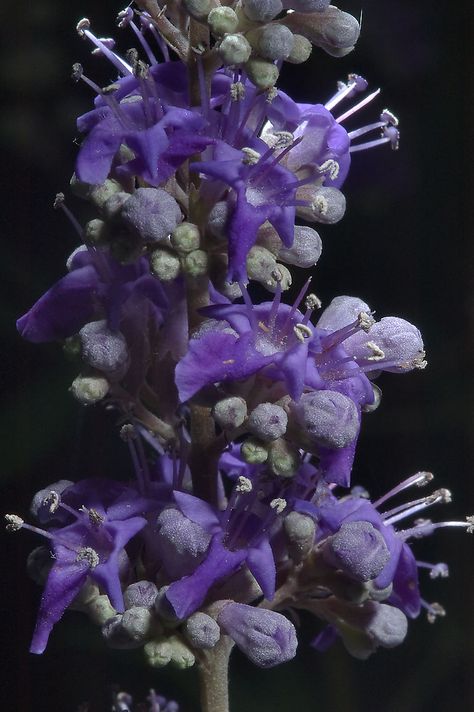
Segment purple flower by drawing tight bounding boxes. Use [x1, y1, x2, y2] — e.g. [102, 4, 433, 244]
[26, 479, 155, 653]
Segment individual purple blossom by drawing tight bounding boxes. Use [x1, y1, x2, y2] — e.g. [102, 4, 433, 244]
[20, 479, 156, 653]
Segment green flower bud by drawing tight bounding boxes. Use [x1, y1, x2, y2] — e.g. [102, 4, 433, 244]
[182, 249, 209, 277]
[84, 218, 109, 247]
[144, 638, 172, 668]
[245, 58, 279, 89]
[241, 437, 268, 464]
[208, 7, 239, 36]
[286, 34, 312, 63]
[283, 511, 315, 561]
[219, 34, 252, 65]
[171, 222, 201, 253]
[150, 249, 181, 281]
[70, 374, 109, 405]
[268, 438, 300, 477]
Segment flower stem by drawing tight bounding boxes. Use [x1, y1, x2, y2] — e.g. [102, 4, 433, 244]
[198, 637, 234, 712]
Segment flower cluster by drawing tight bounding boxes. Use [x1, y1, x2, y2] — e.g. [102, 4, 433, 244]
[8, 2, 469, 710]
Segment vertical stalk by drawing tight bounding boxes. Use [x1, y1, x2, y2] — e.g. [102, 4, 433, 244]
[198, 637, 234, 712]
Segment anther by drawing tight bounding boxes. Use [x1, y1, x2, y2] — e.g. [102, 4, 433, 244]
[466, 516, 474, 533]
[71, 63, 84, 82]
[53, 193, 65, 210]
[91, 38, 116, 56]
[272, 131, 294, 149]
[293, 323, 313, 342]
[366, 341, 385, 361]
[242, 147, 261, 165]
[381, 108, 399, 126]
[317, 159, 340, 181]
[270, 498, 287, 515]
[102, 83, 120, 95]
[117, 8, 134, 28]
[5, 514, 24, 532]
[120, 423, 138, 441]
[266, 87, 278, 103]
[88, 509, 105, 527]
[416, 472, 434, 487]
[236, 476, 253, 494]
[305, 293, 322, 311]
[76, 547, 100, 568]
[76, 18, 91, 37]
[43, 491, 60, 514]
[426, 602, 446, 624]
[312, 194, 329, 216]
[230, 82, 245, 101]
[358, 311, 375, 332]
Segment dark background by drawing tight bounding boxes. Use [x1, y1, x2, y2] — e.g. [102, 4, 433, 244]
[1, 1, 473, 710]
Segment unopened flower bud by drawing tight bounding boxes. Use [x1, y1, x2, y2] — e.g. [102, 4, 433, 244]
[208, 7, 239, 36]
[349, 318, 425, 372]
[242, 0, 283, 23]
[150, 249, 181, 281]
[102, 607, 154, 648]
[284, 7, 360, 56]
[268, 438, 300, 478]
[171, 222, 200, 253]
[87, 594, 117, 625]
[145, 635, 195, 668]
[182, 249, 209, 277]
[286, 34, 312, 63]
[284, 511, 315, 561]
[246, 245, 277, 284]
[257, 24, 294, 61]
[184, 612, 221, 649]
[245, 58, 279, 90]
[121, 188, 182, 243]
[218, 603, 297, 668]
[248, 403, 288, 441]
[84, 218, 109, 247]
[278, 225, 322, 268]
[296, 185, 346, 224]
[323, 521, 390, 582]
[124, 581, 159, 610]
[212, 396, 247, 429]
[208, 201, 229, 239]
[156, 509, 211, 578]
[70, 374, 109, 405]
[265, 264, 292, 292]
[317, 295, 371, 332]
[219, 34, 252, 65]
[241, 438, 268, 464]
[79, 320, 129, 378]
[365, 603, 408, 649]
[292, 390, 359, 449]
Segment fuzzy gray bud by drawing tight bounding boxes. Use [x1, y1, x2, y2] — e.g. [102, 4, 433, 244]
[286, 34, 312, 63]
[84, 218, 109, 247]
[248, 402, 288, 441]
[212, 396, 248, 429]
[79, 320, 129, 378]
[257, 24, 294, 61]
[283, 7, 360, 57]
[208, 201, 229, 239]
[150, 249, 181, 281]
[284, 511, 315, 561]
[102, 607, 154, 648]
[292, 390, 359, 449]
[124, 581, 159, 610]
[296, 185, 346, 224]
[121, 187, 182, 243]
[184, 612, 221, 649]
[278, 225, 322, 268]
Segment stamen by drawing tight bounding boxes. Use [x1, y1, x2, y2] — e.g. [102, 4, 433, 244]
[270, 498, 287, 515]
[373, 471, 434, 508]
[422, 600, 446, 624]
[417, 561, 449, 579]
[293, 323, 313, 342]
[317, 159, 340, 181]
[236, 476, 253, 493]
[305, 293, 322, 311]
[230, 82, 245, 101]
[272, 131, 294, 149]
[380, 108, 399, 126]
[78, 22, 132, 75]
[76, 547, 100, 568]
[5, 514, 24, 532]
[53, 193, 84, 240]
[336, 88, 381, 124]
[366, 341, 385, 361]
[384, 489, 452, 526]
[242, 147, 261, 165]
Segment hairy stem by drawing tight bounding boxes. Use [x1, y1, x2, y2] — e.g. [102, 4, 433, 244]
[198, 636, 234, 712]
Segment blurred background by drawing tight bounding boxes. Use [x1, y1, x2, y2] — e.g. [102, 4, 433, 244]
[1, 1, 473, 710]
